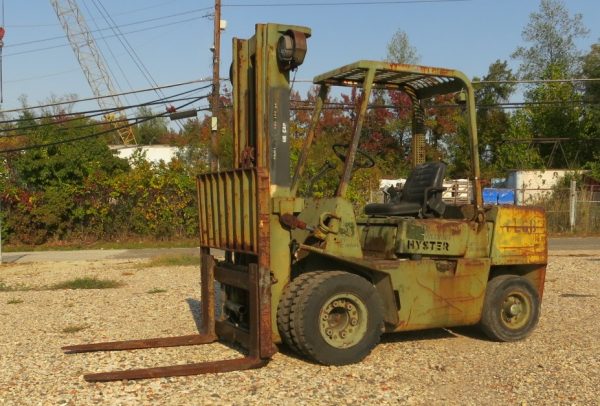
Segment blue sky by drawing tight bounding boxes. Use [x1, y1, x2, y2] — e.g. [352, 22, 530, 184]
[1, 0, 599, 113]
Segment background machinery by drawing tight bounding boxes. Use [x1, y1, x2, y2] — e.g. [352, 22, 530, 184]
[64, 22, 547, 381]
[50, 0, 136, 145]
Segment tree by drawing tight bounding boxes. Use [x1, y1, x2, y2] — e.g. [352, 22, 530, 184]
[386, 30, 420, 64]
[511, 0, 589, 80]
[511, 0, 592, 169]
[473, 60, 517, 176]
[581, 43, 600, 173]
[582, 43, 600, 102]
[133, 106, 170, 145]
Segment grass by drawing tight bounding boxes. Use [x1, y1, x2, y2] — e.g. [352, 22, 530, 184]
[3, 238, 198, 252]
[146, 288, 167, 294]
[139, 254, 199, 268]
[62, 324, 89, 334]
[7, 298, 24, 304]
[49, 277, 123, 290]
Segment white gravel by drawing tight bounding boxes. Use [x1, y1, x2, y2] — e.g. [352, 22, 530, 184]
[0, 250, 598, 405]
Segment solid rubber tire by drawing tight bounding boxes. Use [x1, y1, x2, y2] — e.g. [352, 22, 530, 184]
[276, 273, 319, 354]
[480, 275, 541, 342]
[289, 271, 384, 365]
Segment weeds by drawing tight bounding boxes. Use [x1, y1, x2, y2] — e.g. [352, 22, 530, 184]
[62, 324, 89, 334]
[138, 254, 198, 268]
[49, 277, 123, 290]
[147, 288, 167, 294]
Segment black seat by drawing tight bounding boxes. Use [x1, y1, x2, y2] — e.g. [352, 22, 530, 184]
[365, 162, 447, 218]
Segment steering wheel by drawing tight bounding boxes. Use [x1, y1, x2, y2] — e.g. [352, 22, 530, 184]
[332, 143, 375, 169]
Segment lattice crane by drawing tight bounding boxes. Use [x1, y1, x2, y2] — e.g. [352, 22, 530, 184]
[50, 0, 136, 145]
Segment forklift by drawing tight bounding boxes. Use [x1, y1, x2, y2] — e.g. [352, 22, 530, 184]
[64, 23, 547, 381]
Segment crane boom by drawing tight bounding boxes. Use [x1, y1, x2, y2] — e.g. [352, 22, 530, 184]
[50, 0, 136, 145]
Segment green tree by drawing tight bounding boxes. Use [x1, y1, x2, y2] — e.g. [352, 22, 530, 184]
[12, 115, 128, 188]
[133, 106, 170, 145]
[473, 60, 517, 176]
[525, 64, 586, 168]
[386, 29, 420, 64]
[582, 43, 600, 101]
[581, 43, 600, 175]
[511, 0, 589, 80]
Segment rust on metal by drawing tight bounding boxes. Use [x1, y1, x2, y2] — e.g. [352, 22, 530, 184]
[62, 334, 216, 354]
[83, 357, 268, 382]
[197, 169, 261, 253]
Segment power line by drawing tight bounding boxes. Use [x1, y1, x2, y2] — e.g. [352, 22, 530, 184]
[0, 96, 207, 137]
[0, 90, 208, 138]
[6, 7, 213, 49]
[0, 87, 211, 133]
[4, 15, 207, 58]
[288, 77, 600, 85]
[0, 78, 211, 114]
[223, 0, 470, 6]
[81, 0, 137, 107]
[90, 0, 181, 130]
[475, 78, 600, 84]
[0, 98, 209, 154]
[6, 0, 187, 28]
[289, 99, 600, 110]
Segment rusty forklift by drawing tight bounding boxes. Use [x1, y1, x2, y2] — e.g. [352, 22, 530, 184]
[64, 23, 547, 381]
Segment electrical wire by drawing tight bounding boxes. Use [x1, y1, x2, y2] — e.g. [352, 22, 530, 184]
[0, 97, 210, 154]
[81, 0, 137, 107]
[0, 96, 207, 137]
[0, 95, 209, 137]
[6, 7, 213, 49]
[6, 0, 188, 28]
[0, 87, 211, 133]
[0, 79, 211, 114]
[90, 0, 182, 130]
[4, 15, 206, 58]
[223, 0, 471, 6]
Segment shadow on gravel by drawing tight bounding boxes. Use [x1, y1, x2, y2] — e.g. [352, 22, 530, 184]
[381, 326, 489, 343]
[381, 328, 457, 343]
[186, 298, 204, 333]
[560, 293, 596, 298]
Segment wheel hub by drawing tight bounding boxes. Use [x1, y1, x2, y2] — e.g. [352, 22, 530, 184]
[501, 292, 531, 329]
[319, 293, 367, 349]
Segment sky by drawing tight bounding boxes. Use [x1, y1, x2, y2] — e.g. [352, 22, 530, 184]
[1, 0, 599, 114]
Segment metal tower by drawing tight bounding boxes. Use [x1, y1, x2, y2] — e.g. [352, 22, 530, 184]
[50, 0, 136, 145]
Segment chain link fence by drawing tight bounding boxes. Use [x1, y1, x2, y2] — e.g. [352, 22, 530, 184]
[515, 183, 599, 234]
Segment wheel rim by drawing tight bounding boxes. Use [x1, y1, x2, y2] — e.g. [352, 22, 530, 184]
[319, 293, 368, 349]
[500, 290, 532, 330]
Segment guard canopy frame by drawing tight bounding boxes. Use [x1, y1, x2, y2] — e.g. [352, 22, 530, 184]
[293, 60, 483, 211]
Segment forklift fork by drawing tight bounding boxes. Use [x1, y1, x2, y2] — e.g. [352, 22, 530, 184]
[63, 253, 275, 382]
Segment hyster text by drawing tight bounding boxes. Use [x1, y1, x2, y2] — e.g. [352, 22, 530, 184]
[406, 239, 450, 251]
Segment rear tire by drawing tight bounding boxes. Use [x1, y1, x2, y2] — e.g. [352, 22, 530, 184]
[289, 271, 384, 365]
[480, 275, 540, 342]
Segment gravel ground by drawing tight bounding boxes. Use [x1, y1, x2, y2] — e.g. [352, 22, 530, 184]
[0, 250, 598, 405]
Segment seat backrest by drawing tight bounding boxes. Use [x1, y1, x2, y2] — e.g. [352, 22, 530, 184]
[400, 162, 446, 204]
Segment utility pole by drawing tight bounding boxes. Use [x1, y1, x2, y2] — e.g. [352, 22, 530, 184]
[210, 0, 221, 171]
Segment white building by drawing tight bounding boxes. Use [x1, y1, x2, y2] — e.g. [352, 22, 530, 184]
[110, 146, 179, 164]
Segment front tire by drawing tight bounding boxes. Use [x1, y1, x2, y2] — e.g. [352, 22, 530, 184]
[480, 275, 540, 342]
[289, 271, 384, 365]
